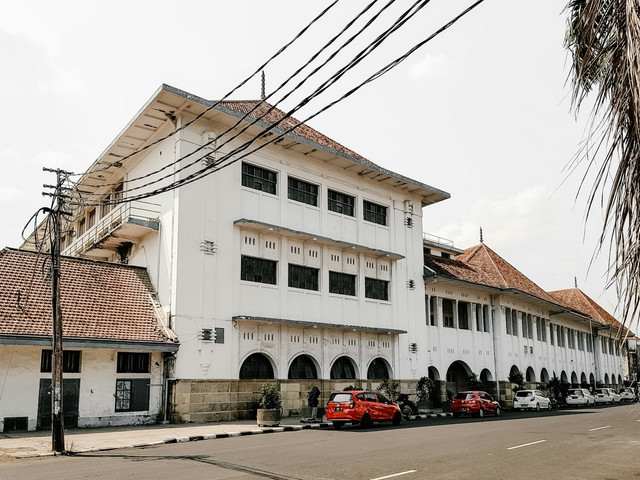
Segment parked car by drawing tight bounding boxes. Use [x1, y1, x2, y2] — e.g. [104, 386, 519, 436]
[565, 388, 595, 407]
[619, 387, 637, 402]
[451, 391, 501, 418]
[326, 390, 402, 429]
[594, 388, 621, 404]
[513, 389, 551, 411]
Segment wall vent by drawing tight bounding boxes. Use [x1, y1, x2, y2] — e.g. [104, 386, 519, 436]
[200, 240, 217, 255]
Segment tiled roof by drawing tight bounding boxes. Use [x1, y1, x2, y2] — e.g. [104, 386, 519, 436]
[549, 288, 635, 337]
[427, 243, 560, 304]
[0, 248, 176, 345]
[219, 100, 374, 166]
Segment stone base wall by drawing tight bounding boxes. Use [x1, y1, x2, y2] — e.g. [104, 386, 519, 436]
[169, 378, 426, 423]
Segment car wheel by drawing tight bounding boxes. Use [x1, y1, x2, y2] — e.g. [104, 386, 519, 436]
[360, 414, 372, 428]
[495, 406, 501, 417]
[332, 422, 344, 430]
[392, 412, 402, 426]
[535, 403, 540, 412]
[477, 408, 484, 418]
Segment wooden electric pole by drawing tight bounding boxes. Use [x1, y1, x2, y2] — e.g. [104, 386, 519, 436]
[43, 167, 71, 453]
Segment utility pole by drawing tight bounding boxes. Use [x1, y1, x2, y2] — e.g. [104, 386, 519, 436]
[43, 167, 71, 453]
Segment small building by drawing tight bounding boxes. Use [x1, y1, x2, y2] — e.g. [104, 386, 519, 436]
[0, 248, 178, 432]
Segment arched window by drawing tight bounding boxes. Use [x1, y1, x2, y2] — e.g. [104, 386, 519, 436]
[288, 355, 318, 379]
[330, 356, 356, 379]
[367, 358, 390, 379]
[240, 353, 274, 379]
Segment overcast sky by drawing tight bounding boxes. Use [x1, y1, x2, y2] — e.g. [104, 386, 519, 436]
[0, 1, 626, 323]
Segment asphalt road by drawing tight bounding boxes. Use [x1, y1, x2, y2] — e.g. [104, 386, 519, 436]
[2, 404, 639, 480]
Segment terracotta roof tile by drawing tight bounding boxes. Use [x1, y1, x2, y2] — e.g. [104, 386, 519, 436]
[0, 249, 175, 345]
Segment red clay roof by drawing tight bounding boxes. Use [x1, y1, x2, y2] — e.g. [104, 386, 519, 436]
[219, 100, 374, 166]
[0, 248, 176, 345]
[549, 288, 635, 337]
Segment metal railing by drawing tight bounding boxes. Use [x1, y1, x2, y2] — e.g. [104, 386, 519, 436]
[63, 200, 160, 256]
[422, 232, 454, 247]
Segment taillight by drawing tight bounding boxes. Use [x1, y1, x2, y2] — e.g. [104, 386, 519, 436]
[350, 402, 355, 409]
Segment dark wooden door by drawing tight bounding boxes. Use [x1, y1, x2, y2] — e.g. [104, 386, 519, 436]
[37, 378, 80, 430]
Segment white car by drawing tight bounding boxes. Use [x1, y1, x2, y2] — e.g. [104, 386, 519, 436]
[565, 388, 595, 407]
[513, 389, 551, 411]
[594, 388, 621, 404]
[619, 387, 637, 402]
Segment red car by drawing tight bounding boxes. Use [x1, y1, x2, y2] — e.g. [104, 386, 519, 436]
[451, 391, 501, 418]
[326, 390, 402, 429]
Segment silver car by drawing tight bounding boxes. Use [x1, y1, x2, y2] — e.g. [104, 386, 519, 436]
[513, 389, 551, 411]
[594, 388, 621, 404]
[565, 388, 595, 407]
[619, 387, 637, 402]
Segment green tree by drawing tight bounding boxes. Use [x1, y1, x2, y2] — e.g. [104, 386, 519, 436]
[565, 0, 640, 330]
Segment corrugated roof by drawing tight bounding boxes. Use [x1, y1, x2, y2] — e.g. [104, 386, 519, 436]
[0, 248, 176, 345]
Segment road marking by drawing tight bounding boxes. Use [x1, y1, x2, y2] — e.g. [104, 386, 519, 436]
[507, 440, 546, 450]
[588, 426, 611, 432]
[370, 470, 417, 480]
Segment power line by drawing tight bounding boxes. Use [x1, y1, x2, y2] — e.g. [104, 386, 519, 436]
[68, 0, 340, 180]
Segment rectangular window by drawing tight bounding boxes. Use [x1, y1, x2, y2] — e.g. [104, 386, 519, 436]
[365, 277, 389, 301]
[329, 271, 356, 296]
[458, 301, 469, 330]
[241, 255, 277, 285]
[328, 189, 355, 216]
[527, 315, 533, 339]
[87, 209, 96, 229]
[550, 324, 555, 345]
[116, 352, 150, 373]
[430, 296, 437, 326]
[115, 378, 150, 412]
[483, 305, 490, 332]
[505, 308, 512, 334]
[288, 264, 319, 291]
[363, 200, 387, 226]
[443, 299, 454, 328]
[475, 304, 482, 331]
[288, 177, 318, 206]
[242, 162, 277, 195]
[511, 310, 519, 336]
[40, 350, 81, 373]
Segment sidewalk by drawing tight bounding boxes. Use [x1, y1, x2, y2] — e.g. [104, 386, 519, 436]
[0, 411, 450, 459]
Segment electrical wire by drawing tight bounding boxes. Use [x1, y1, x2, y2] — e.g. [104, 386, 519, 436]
[69, 0, 341, 179]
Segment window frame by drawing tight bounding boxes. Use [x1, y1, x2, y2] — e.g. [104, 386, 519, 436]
[363, 200, 387, 226]
[116, 352, 150, 374]
[329, 271, 356, 296]
[365, 277, 389, 301]
[115, 378, 150, 412]
[40, 349, 82, 373]
[327, 189, 355, 217]
[443, 299, 454, 328]
[241, 255, 277, 285]
[288, 263, 319, 291]
[241, 162, 278, 195]
[287, 177, 318, 206]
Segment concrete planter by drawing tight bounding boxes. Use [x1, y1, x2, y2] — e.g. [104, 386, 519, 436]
[257, 408, 281, 427]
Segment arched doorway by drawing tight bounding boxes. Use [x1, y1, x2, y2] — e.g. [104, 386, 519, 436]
[330, 356, 357, 379]
[580, 373, 587, 386]
[288, 354, 318, 379]
[604, 373, 610, 385]
[540, 368, 550, 384]
[367, 358, 391, 379]
[240, 352, 275, 379]
[571, 372, 578, 386]
[525, 367, 536, 383]
[618, 374, 623, 385]
[611, 373, 618, 387]
[480, 368, 493, 383]
[589, 373, 595, 386]
[446, 361, 471, 393]
[560, 371, 568, 383]
[428, 366, 440, 381]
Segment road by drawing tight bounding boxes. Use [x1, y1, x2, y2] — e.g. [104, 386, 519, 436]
[1, 404, 639, 480]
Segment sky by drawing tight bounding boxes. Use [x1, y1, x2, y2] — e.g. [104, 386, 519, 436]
[0, 1, 627, 324]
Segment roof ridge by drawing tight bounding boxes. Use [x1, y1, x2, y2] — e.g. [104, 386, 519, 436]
[480, 244, 510, 287]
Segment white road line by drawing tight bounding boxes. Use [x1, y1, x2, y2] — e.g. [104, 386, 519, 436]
[370, 470, 417, 480]
[507, 440, 547, 450]
[588, 425, 611, 432]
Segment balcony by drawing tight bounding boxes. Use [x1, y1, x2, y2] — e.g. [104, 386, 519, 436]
[63, 200, 160, 259]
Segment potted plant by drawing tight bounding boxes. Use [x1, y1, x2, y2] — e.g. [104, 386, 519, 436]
[256, 383, 282, 427]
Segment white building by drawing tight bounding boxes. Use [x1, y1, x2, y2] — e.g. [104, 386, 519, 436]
[17, 84, 625, 422]
[0, 249, 177, 432]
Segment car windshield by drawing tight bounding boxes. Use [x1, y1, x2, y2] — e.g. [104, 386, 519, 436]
[568, 390, 583, 397]
[516, 391, 533, 397]
[329, 393, 352, 403]
[595, 389, 606, 394]
[455, 393, 475, 400]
